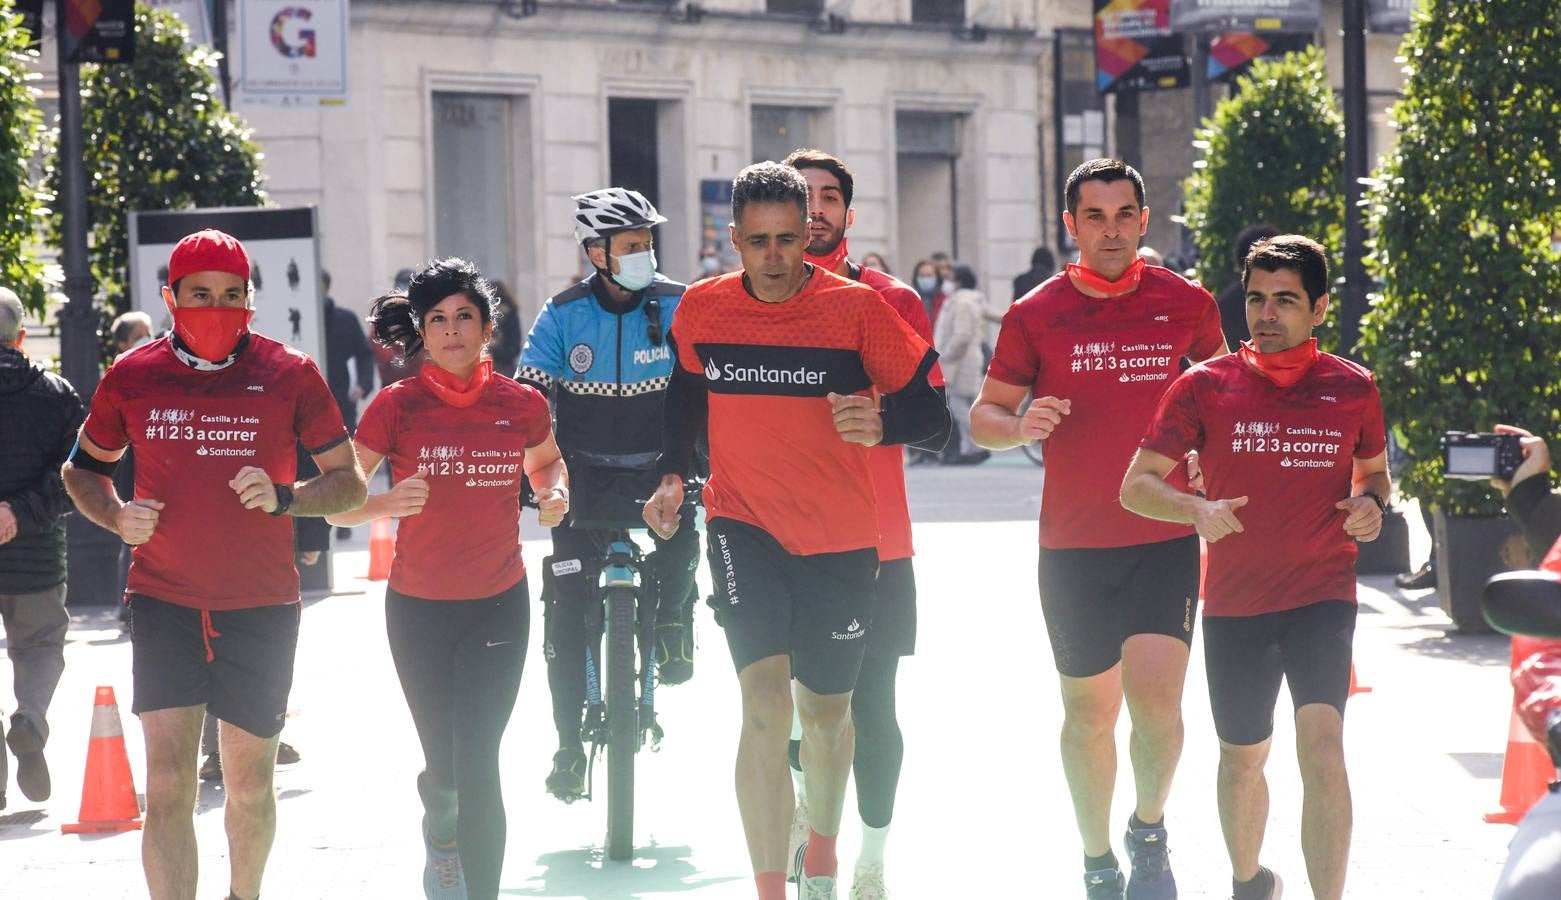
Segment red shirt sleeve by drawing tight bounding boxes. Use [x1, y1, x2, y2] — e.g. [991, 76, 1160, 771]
[82, 365, 129, 452]
[521, 385, 553, 449]
[857, 292, 932, 393]
[987, 304, 1039, 388]
[884, 283, 945, 389]
[1189, 286, 1225, 360]
[294, 358, 349, 453]
[1140, 370, 1204, 461]
[1355, 377, 1388, 459]
[354, 389, 396, 457]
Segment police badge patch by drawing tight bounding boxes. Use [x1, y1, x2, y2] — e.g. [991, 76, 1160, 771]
[568, 343, 594, 374]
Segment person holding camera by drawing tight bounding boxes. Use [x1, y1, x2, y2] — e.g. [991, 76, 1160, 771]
[1489, 423, 1561, 900]
[1121, 236, 1390, 900]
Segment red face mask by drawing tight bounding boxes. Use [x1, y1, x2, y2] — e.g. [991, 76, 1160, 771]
[1066, 256, 1145, 297]
[171, 306, 252, 363]
[420, 359, 493, 409]
[1238, 338, 1320, 388]
[804, 237, 850, 274]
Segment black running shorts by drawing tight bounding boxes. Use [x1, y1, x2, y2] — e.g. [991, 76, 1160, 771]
[129, 594, 301, 739]
[866, 557, 917, 659]
[1036, 534, 1200, 678]
[705, 517, 878, 696]
[1202, 599, 1357, 746]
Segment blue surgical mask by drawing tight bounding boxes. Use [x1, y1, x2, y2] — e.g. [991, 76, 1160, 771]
[915, 275, 938, 294]
[611, 250, 657, 292]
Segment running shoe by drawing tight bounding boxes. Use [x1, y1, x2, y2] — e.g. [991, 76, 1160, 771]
[655, 620, 694, 686]
[6, 716, 50, 802]
[793, 840, 838, 900]
[1124, 819, 1176, 899]
[1231, 867, 1283, 900]
[545, 746, 587, 801]
[199, 751, 223, 783]
[850, 861, 888, 899]
[422, 831, 466, 899]
[785, 794, 810, 882]
[1085, 867, 1126, 900]
[276, 741, 301, 765]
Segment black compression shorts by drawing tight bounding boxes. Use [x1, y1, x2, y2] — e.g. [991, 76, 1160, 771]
[867, 557, 916, 659]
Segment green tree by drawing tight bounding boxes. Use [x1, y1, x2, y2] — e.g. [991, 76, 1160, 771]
[1181, 46, 1344, 349]
[0, 0, 47, 314]
[1358, 0, 1561, 516]
[44, 3, 265, 320]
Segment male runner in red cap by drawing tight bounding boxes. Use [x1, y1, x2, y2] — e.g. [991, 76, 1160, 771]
[1122, 235, 1389, 900]
[64, 229, 367, 900]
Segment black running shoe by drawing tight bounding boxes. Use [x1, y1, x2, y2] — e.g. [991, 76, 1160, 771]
[545, 746, 587, 801]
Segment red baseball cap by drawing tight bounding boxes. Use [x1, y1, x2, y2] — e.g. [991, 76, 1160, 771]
[167, 229, 252, 286]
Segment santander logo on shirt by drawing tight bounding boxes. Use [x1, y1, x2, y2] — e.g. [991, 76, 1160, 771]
[703, 356, 827, 387]
[416, 444, 523, 488]
[1228, 419, 1345, 469]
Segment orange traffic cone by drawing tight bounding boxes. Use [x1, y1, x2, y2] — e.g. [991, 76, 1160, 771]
[1349, 662, 1372, 696]
[62, 686, 143, 834]
[366, 516, 394, 581]
[1485, 636, 1559, 824]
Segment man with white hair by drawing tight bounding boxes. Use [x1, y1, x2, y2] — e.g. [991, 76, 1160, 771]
[0, 286, 85, 810]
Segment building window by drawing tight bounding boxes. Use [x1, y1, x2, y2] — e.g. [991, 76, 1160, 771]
[911, 0, 963, 25]
[751, 105, 818, 164]
[432, 92, 514, 287]
[766, 0, 823, 14]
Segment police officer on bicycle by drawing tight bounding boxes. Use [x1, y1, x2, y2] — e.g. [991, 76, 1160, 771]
[517, 188, 700, 801]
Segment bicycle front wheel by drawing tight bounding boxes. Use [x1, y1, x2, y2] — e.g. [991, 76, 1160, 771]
[604, 584, 638, 861]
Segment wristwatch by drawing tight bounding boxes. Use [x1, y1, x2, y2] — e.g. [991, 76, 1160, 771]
[270, 483, 295, 516]
[1360, 491, 1388, 514]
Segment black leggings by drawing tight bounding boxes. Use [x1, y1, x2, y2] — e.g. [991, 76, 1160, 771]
[851, 650, 903, 829]
[386, 579, 529, 900]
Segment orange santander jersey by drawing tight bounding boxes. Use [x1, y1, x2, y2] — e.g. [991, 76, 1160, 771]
[672, 269, 936, 556]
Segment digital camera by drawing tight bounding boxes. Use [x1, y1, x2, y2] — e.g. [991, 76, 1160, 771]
[1441, 431, 1524, 481]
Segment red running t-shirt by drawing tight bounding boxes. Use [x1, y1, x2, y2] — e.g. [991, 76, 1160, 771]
[988, 267, 1224, 549]
[858, 265, 945, 562]
[672, 268, 936, 556]
[354, 375, 552, 601]
[1140, 352, 1388, 617]
[83, 335, 347, 610]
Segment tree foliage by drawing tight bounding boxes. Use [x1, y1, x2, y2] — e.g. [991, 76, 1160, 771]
[0, 0, 47, 314]
[1181, 46, 1344, 349]
[44, 3, 265, 319]
[1358, 0, 1561, 515]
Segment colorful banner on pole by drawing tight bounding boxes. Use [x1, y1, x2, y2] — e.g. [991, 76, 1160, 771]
[1366, 0, 1417, 33]
[237, 0, 349, 108]
[145, 0, 213, 46]
[63, 0, 136, 63]
[1095, 0, 1190, 94]
[1208, 31, 1313, 82]
[1169, 0, 1320, 34]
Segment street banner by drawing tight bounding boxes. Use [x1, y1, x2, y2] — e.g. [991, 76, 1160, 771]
[1208, 31, 1313, 82]
[145, 0, 213, 46]
[1095, 0, 1191, 94]
[128, 207, 326, 367]
[237, 0, 348, 107]
[1367, 0, 1417, 33]
[1170, 0, 1320, 34]
[63, 0, 136, 63]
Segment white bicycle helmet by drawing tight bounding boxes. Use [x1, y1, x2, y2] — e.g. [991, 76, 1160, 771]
[571, 188, 668, 244]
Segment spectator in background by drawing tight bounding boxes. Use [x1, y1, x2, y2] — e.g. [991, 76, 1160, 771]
[111, 311, 153, 353]
[861, 251, 891, 275]
[1012, 245, 1058, 302]
[488, 282, 524, 379]
[933, 265, 990, 466]
[0, 286, 85, 807]
[109, 311, 156, 631]
[910, 258, 945, 330]
[696, 246, 723, 282]
[1216, 224, 1279, 352]
[319, 270, 377, 432]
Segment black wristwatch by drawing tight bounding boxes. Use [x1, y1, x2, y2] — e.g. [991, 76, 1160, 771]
[1360, 491, 1388, 514]
[270, 483, 295, 517]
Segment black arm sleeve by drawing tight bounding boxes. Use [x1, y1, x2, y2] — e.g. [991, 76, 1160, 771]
[656, 333, 708, 479]
[878, 351, 949, 449]
[1508, 474, 1561, 561]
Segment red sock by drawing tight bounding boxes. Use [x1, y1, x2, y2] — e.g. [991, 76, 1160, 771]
[803, 828, 838, 878]
[755, 871, 787, 899]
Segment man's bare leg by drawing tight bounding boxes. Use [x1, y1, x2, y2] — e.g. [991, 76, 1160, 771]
[1120, 633, 1191, 824]
[141, 705, 204, 900]
[795, 680, 855, 843]
[1296, 704, 1350, 900]
[1058, 666, 1123, 857]
[1217, 737, 1272, 882]
[218, 721, 281, 900]
[735, 655, 795, 875]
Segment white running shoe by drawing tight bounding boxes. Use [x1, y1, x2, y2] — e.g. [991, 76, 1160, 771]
[794, 839, 838, 900]
[850, 862, 888, 899]
[786, 794, 810, 883]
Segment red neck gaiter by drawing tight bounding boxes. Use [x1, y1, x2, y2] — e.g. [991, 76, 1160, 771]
[1066, 256, 1145, 298]
[1239, 338, 1319, 388]
[420, 359, 492, 408]
[804, 238, 850, 275]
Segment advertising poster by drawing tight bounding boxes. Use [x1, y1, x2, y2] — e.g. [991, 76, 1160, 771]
[1095, 0, 1191, 94]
